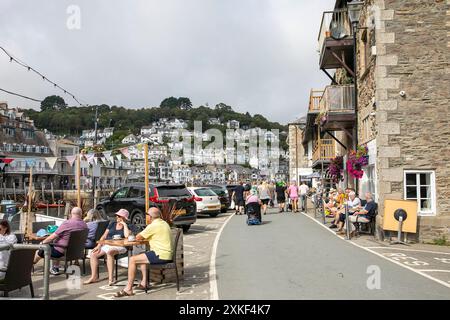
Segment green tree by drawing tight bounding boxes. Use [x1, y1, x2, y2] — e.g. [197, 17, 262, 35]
[40, 95, 66, 111]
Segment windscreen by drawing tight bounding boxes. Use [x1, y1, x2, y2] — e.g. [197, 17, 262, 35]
[195, 188, 217, 197]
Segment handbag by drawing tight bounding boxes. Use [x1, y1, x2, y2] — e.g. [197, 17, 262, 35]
[47, 225, 58, 234]
[230, 200, 235, 210]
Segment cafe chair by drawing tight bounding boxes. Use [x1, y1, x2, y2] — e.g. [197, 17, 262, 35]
[84, 220, 110, 272]
[0, 248, 35, 298]
[144, 228, 183, 293]
[52, 229, 89, 278]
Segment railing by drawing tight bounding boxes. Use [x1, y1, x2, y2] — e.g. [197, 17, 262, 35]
[320, 84, 355, 112]
[312, 139, 335, 162]
[318, 9, 353, 56]
[309, 90, 324, 112]
[4, 167, 58, 174]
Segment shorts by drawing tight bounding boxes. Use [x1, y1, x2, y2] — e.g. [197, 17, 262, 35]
[100, 245, 127, 255]
[277, 197, 286, 204]
[290, 197, 298, 201]
[37, 247, 64, 259]
[235, 199, 245, 207]
[145, 250, 172, 264]
[261, 199, 270, 205]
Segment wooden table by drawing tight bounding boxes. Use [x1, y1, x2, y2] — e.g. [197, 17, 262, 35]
[97, 239, 148, 247]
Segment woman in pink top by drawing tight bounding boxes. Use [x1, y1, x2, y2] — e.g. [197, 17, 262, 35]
[287, 181, 299, 213]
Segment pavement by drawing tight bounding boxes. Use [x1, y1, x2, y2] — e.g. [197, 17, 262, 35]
[3, 205, 450, 300]
[5, 213, 233, 300]
[216, 207, 450, 299]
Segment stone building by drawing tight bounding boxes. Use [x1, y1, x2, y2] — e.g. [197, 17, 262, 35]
[301, 0, 450, 242]
[287, 117, 312, 182]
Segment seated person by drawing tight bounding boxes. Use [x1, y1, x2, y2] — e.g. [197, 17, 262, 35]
[344, 192, 377, 235]
[84, 209, 103, 248]
[115, 207, 173, 297]
[84, 209, 130, 286]
[0, 220, 18, 279]
[34, 207, 88, 275]
[336, 191, 361, 234]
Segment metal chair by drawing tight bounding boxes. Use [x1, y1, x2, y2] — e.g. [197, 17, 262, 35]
[0, 248, 35, 297]
[52, 229, 89, 278]
[144, 228, 183, 292]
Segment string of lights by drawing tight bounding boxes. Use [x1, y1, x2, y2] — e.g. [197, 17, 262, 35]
[0, 87, 42, 102]
[0, 45, 86, 106]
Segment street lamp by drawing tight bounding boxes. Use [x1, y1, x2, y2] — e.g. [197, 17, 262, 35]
[345, 0, 364, 240]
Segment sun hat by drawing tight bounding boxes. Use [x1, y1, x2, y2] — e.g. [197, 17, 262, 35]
[115, 208, 129, 220]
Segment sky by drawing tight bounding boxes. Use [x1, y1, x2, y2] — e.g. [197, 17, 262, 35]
[0, 0, 335, 124]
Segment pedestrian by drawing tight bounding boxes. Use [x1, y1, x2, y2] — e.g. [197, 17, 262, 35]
[268, 181, 276, 208]
[286, 180, 300, 213]
[299, 181, 309, 212]
[232, 181, 245, 215]
[258, 181, 271, 215]
[275, 181, 287, 213]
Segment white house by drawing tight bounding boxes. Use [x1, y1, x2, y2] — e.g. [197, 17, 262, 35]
[122, 134, 138, 145]
[227, 120, 240, 129]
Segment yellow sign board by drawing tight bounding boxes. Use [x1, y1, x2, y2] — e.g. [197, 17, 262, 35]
[383, 199, 418, 233]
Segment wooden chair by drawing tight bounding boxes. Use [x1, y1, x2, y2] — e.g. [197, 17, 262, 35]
[143, 228, 183, 293]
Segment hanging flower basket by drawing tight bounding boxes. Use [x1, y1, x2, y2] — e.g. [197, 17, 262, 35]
[346, 145, 369, 179]
[329, 156, 344, 184]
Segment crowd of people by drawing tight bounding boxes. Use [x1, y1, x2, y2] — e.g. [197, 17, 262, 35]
[0, 205, 174, 298]
[231, 180, 310, 215]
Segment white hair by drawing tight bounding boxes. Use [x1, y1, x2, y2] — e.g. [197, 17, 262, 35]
[349, 191, 356, 197]
[148, 207, 161, 218]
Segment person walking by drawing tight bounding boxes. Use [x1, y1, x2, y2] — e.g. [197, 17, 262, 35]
[287, 180, 300, 213]
[275, 181, 287, 213]
[232, 181, 245, 215]
[299, 181, 310, 212]
[257, 181, 271, 215]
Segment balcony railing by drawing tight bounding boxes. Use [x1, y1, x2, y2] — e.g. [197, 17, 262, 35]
[312, 139, 336, 163]
[309, 90, 324, 112]
[320, 84, 355, 112]
[318, 9, 353, 57]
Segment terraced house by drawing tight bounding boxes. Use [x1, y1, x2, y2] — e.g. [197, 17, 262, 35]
[300, 0, 449, 242]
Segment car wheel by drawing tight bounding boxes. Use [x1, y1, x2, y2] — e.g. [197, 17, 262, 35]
[209, 212, 219, 218]
[131, 211, 145, 228]
[182, 225, 191, 233]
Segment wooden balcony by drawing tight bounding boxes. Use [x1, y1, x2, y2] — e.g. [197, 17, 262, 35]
[318, 9, 354, 70]
[312, 139, 335, 167]
[319, 84, 355, 131]
[309, 90, 324, 113]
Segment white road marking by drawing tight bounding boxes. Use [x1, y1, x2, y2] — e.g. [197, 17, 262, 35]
[365, 247, 450, 255]
[301, 212, 450, 289]
[420, 270, 450, 273]
[209, 212, 236, 300]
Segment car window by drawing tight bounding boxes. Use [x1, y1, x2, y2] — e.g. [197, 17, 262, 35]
[211, 187, 226, 196]
[157, 185, 191, 198]
[195, 188, 217, 197]
[113, 187, 129, 199]
[128, 187, 144, 198]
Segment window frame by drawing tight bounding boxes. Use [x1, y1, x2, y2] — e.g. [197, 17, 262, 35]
[403, 170, 436, 216]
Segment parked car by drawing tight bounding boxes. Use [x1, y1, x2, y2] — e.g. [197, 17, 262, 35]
[188, 187, 222, 217]
[96, 183, 196, 232]
[205, 185, 230, 212]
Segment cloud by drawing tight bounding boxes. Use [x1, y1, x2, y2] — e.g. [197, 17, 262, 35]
[0, 0, 335, 124]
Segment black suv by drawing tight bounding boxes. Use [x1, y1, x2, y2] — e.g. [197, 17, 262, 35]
[96, 183, 197, 232]
[205, 185, 230, 212]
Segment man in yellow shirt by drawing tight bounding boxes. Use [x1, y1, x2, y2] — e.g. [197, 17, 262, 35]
[115, 207, 173, 297]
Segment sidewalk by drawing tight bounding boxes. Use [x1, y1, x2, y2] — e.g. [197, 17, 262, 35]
[303, 203, 450, 288]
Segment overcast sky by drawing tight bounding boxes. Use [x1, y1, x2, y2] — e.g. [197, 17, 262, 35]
[0, 0, 335, 124]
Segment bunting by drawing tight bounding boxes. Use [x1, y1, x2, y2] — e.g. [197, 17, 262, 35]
[44, 157, 58, 169]
[120, 147, 131, 160]
[103, 150, 113, 163]
[85, 153, 95, 165]
[0, 163, 5, 170]
[65, 155, 77, 167]
[0, 158, 14, 164]
[115, 154, 122, 167]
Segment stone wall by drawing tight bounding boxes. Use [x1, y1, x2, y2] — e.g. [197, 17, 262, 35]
[288, 124, 308, 181]
[370, 0, 450, 242]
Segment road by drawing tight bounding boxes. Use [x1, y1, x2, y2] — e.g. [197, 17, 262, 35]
[216, 208, 450, 299]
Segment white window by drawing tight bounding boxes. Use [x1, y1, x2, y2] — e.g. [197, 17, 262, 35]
[404, 170, 436, 216]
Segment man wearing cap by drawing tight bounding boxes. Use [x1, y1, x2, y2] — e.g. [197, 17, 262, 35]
[115, 207, 172, 297]
[84, 208, 130, 286]
[34, 206, 87, 275]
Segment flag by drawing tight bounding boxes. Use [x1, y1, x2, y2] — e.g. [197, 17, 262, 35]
[120, 147, 131, 160]
[0, 163, 5, 170]
[93, 157, 98, 165]
[0, 158, 14, 164]
[115, 154, 122, 167]
[100, 157, 107, 165]
[103, 150, 112, 163]
[85, 153, 95, 165]
[25, 159, 36, 167]
[65, 155, 77, 166]
[45, 157, 58, 169]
